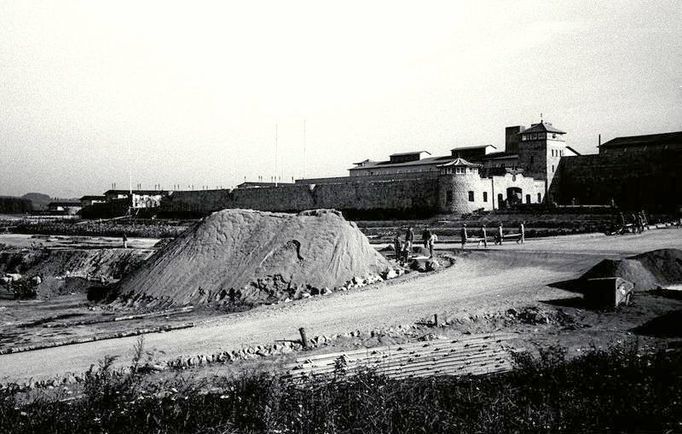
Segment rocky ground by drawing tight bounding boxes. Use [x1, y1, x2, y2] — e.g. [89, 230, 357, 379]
[0, 227, 681, 386]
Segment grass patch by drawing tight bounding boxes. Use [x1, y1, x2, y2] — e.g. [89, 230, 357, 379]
[1, 343, 681, 433]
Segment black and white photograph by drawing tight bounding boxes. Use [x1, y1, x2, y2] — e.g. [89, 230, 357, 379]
[1, 1, 681, 432]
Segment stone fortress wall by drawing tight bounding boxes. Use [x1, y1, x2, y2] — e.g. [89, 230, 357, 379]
[550, 145, 682, 211]
[160, 129, 682, 217]
[162, 177, 441, 216]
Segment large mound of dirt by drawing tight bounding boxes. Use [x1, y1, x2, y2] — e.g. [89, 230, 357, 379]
[581, 249, 682, 291]
[117, 209, 392, 308]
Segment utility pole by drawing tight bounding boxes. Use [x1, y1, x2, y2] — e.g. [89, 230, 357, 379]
[275, 123, 279, 186]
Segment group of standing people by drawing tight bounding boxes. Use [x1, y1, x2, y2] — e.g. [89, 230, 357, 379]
[393, 225, 438, 262]
[393, 220, 527, 261]
[617, 210, 648, 234]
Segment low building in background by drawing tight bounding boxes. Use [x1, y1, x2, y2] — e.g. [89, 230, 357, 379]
[47, 201, 82, 215]
[103, 190, 168, 209]
[79, 195, 107, 208]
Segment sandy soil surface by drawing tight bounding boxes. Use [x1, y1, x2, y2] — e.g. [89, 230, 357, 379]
[1, 229, 681, 382]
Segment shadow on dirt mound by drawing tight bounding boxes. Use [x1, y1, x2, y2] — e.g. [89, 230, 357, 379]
[541, 296, 586, 309]
[632, 310, 682, 338]
[547, 279, 583, 294]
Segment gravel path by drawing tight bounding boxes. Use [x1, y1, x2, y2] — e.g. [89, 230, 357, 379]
[2, 229, 680, 382]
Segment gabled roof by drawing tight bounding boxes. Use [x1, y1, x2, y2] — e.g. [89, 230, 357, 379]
[389, 150, 431, 157]
[353, 159, 374, 166]
[565, 146, 581, 156]
[482, 151, 518, 161]
[522, 121, 566, 135]
[349, 155, 456, 171]
[236, 182, 280, 188]
[599, 131, 682, 149]
[103, 189, 167, 196]
[438, 157, 482, 168]
[449, 144, 497, 152]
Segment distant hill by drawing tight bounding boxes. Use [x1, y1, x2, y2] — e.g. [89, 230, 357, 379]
[22, 192, 51, 210]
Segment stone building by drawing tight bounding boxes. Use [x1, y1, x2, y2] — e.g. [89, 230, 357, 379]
[342, 120, 571, 213]
[163, 119, 651, 218]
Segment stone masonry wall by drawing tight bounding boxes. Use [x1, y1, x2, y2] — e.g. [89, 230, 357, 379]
[550, 148, 682, 211]
[161, 178, 441, 216]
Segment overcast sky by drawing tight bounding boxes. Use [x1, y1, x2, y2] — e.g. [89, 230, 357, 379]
[1, 1, 680, 198]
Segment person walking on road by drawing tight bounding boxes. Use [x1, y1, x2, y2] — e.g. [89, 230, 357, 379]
[495, 223, 504, 245]
[422, 226, 431, 249]
[517, 221, 525, 244]
[429, 232, 437, 258]
[122, 232, 128, 249]
[393, 232, 402, 262]
[404, 226, 414, 261]
[460, 224, 468, 250]
[481, 224, 488, 248]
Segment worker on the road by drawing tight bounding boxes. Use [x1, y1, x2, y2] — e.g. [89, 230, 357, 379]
[495, 223, 504, 245]
[429, 233, 437, 258]
[122, 231, 128, 249]
[639, 210, 649, 230]
[393, 232, 402, 262]
[460, 224, 468, 250]
[404, 226, 414, 261]
[631, 213, 640, 234]
[421, 226, 432, 249]
[517, 221, 525, 244]
[481, 225, 488, 248]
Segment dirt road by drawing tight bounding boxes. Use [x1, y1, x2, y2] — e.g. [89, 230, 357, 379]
[2, 229, 680, 382]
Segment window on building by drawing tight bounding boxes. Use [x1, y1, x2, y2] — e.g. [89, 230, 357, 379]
[483, 192, 488, 202]
[456, 167, 465, 174]
[526, 194, 531, 204]
[468, 191, 474, 202]
[497, 193, 503, 205]
[537, 193, 542, 203]
[551, 164, 555, 172]
[446, 190, 453, 203]
[560, 150, 563, 156]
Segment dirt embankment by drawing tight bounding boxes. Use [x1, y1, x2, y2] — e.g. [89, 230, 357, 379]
[1, 248, 154, 298]
[117, 209, 393, 309]
[581, 249, 682, 291]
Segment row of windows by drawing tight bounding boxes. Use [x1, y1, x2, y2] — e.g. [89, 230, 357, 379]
[522, 132, 558, 141]
[441, 167, 478, 175]
[447, 190, 543, 204]
[550, 149, 564, 157]
[467, 191, 488, 202]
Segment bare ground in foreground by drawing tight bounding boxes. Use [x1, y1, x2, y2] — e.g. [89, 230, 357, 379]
[1, 229, 681, 383]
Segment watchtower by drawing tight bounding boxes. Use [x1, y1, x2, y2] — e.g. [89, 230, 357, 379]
[516, 120, 568, 186]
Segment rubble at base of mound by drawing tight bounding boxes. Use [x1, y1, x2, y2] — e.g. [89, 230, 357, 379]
[116, 209, 395, 308]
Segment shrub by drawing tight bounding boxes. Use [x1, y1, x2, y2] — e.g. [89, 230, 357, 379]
[0, 342, 680, 433]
